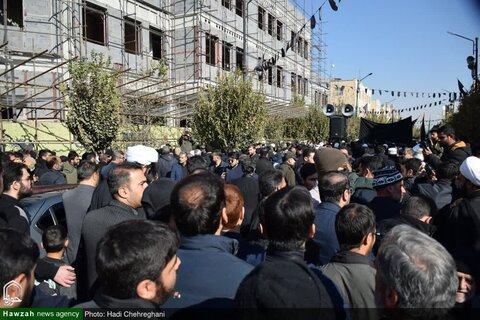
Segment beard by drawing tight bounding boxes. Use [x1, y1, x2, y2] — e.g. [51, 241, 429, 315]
[155, 279, 174, 305]
[18, 183, 33, 199]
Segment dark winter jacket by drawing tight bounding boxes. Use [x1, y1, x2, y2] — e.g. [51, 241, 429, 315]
[162, 234, 253, 309]
[0, 194, 30, 234]
[425, 140, 471, 169]
[368, 196, 402, 223]
[305, 201, 341, 266]
[413, 179, 453, 212]
[157, 154, 178, 178]
[38, 170, 67, 185]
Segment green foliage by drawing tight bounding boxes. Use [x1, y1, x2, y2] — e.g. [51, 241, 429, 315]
[304, 106, 329, 143]
[192, 72, 267, 149]
[449, 87, 480, 143]
[264, 115, 286, 142]
[60, 52, 121, 152]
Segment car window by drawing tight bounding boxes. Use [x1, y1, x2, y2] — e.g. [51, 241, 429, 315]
[51, 202, 67, 231]
[36, 211, 55, 232]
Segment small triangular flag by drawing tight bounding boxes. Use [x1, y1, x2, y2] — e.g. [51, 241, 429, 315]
[310, 16, 316, 29]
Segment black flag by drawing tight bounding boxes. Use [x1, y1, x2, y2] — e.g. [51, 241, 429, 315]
[310, 16, 316, 29]
[458, 79, 467, 96]
[328, 0, 338, 11]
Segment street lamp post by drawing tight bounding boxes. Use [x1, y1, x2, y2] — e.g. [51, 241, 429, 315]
[355, 72, 373, 116]
[447, 31, 478, 90]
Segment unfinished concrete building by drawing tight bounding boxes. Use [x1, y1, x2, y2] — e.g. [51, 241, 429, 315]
[0, 0, 329, 148]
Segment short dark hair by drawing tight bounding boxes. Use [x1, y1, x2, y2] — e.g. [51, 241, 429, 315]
[82, 152, 97, 163]
[258, 169, 284, 198]
[240, 157, 255, 175]
[438, 124, 456, 139]
[67, 151, 79, 161]
[107, 162, 143, 196]
[358, 155, 383, 172]
[96, 220, 179, 300]
[0, 228, 39, 291]
[261, 186, 314, 251]
[302, 147, 315, 158]
[402, 195, 437, 219]
[38, 149, 51, 159]
[436, 161, 459, 180]
[187, 155, 208, 174]
[2, 162, 28, 192]
[404, 158, 422, 175]
[171, 171, 225, 236]
[42, 225, 68, 253]
[77, 160, 99, 181]
[318, 171, 349, 203]
[335, 203, 375, 251]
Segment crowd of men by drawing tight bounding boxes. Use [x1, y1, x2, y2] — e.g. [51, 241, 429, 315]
[1, 124, 480, 319]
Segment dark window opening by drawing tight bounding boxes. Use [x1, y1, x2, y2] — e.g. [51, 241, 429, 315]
[258, 7, 265, 30]
[150, 27, 163, 60]
[291, 72, 296, 91]
[124, 17, 141, 54]
[267, 65, 273, 85]
[235, 0, 243, 17]
[83, 2, 106, 45]
[304, 40, 308, 60]
[222, 0, 231, 10]
[276, 21, 282, 41]
[222, 41, 232, 71]
[304, 79, 308, 95]
[267, 14, 274, 36]
[236, 47, 244, 71]
[0, 0, 23, 28]
[276, 67, 283, 88]
[206, 33, 218, 65]
[1, 106, 14, 120]
[298, 37, 303, 58]
[298, 76, 302, 94]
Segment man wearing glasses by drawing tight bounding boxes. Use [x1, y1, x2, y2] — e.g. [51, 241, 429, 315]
[0, 162, 32, 233]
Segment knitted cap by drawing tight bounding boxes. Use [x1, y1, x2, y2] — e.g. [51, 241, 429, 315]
[373, 166, 403, 188]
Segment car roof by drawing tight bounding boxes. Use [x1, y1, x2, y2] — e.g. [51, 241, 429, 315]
[20, 190, 66, 207]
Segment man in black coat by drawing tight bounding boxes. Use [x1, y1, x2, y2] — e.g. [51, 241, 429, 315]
[434, 156, 480, 284]
[76, 220, 180, 310]
[424, 124, 470, 169]
[235, 186, 345, 320]
[81, 163, 148, 290]
[368, 166, 405, 223]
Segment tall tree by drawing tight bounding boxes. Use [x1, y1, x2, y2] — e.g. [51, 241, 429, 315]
[449, 87, 480, 143]
[60, 52, 121, 152]
[304, 106, 329, 143]
[192, 72, 267, 149]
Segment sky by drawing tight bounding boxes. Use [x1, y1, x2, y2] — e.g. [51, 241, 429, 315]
[302, 0, 480, 125]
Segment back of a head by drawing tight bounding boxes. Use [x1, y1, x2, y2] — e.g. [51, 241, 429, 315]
[96, 220, 179, 301]
[77, 160, 99, 182]
[376, 225, 457, 316]
[112, 150, 124, 161]
[261, 186, 314, 251]
[107, 162, 143, 196]
[335, 203, 375, 251]
[258, 169, 284, 198]
[42, 225, 67, 253]
[318, 171, 349, 203]
[38, 149, 51, 159]
[240, 157, 255, 175]
[0, 228, 39, 295]
[401, 195, 436, 219]
[358, 155, 383, 173]
[82, 152, 97, 163]
[171, 171, 225, 236]
[436, 161, 459, 181]
[187, 155, 208, 174]
[224, 184, 244, 230]
[161, 145, 170, 155]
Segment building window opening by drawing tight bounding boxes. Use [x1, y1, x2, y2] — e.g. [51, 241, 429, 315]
[236, 47, 243, 71]
[124, 17, 141, 54]
[149, 27, 163, 60]
[268, 13, 275, 36]
[222, 0, 231, 10]
[0, 0, 23, 28]
[235, 0, 243, 17]
[276, 67, 283, 88]
[222, 41, 232, 70]
[206, 33, 218, 65]
[82, 2, 107, 45]
[258, 7, 265, 30]
[276, 21, 282, 41]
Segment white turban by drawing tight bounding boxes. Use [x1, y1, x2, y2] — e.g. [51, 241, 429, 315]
[126, 145, 158, 165]
[460, 156, 480, 186]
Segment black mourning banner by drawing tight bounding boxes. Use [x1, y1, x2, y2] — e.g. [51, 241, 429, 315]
[359, 116, 414, 144]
